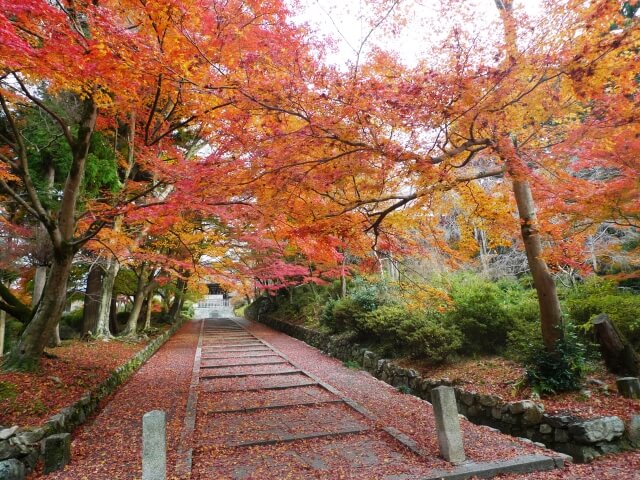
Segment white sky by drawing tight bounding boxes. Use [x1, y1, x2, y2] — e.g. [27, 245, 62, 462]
[293, 0, 544, 67]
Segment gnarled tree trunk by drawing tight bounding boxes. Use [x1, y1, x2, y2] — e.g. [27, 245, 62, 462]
[4, 253, 74, 370]
[512, 179, 563, 351]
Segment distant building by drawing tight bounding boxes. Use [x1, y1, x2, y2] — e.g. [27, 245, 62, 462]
[193, 283, 234, 319]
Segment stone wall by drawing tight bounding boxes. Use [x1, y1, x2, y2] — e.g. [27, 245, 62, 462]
[0, 318, 187, 478]
[253, 309, 639, 463]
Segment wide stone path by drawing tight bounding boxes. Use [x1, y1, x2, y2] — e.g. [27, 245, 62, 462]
[180, 319, 566, 480]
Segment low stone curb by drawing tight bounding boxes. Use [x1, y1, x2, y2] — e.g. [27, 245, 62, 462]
[0, 318, 188, 478]
[423, 453, 568, 480]
[250, 307, 639, 463]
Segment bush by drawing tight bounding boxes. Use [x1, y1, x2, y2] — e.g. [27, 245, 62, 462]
[357, 304, 462, 362]
[565, 278, 640, 349]
[328, 297, 366, 331]
[444, 275, 512, 355]
[61, 308, 84, 332]
[524, 323, 592, 394]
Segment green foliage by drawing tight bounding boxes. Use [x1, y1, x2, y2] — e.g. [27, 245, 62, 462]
[24, 106, 120, 205]
[61, 308, 84, 332]
[524, 323, 592, 395]
[330, 297, 366, 331]
[397, 385, 413, 394]
[443, 274, 530, 355]
[565, 277, 640, 349]
[342, 359, 361, 369]
[356, 304, 462, 362]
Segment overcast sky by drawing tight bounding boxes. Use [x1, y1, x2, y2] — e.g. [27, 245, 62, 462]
[293, 0, 545, 67]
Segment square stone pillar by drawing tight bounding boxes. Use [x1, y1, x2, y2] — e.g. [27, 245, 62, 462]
[142, 410, 166, 480]
[431, 386, 466, 464]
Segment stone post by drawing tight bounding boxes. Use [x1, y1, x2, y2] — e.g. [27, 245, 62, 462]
[42, 433, 71, 474]
[616, 377, 640, 399]
[142, 410, 166, 480]
[431, 386, 466, 464]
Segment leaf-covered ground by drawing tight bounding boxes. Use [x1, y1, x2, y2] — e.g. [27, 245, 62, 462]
[1, 339, 148, 427]
[398, 356, 640, 421]
[499, 450, 640, 479]
[33, 321, 198, 479]
[29, 319, 638, 479]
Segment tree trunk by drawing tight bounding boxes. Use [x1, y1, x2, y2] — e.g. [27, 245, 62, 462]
[95, 255, 119, 339]
[592, 314, 640, 376]
[82, 263, 104, 335]
[109, 295, 118, 335]
[3, 253, 74, 370]
[123, 264, 151, 337]
[168, 277, 187, 323]
[33, 266, 60, 348]
[512, 179, 563, 351]
[0, 310, 5, 357]
[144, 291, 153, 330]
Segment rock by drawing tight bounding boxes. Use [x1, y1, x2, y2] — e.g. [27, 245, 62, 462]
[491, 406, 503, 420]
[478, 394, 499, 407]
[467, 405, 481, 417]
[508, 400, 535, 415]
[554, 428, 570, 443]
[559, 444, 600, 463]
[626, 415, 640, 447]
[587, 378, 606, 387]
[616, 377, 640, 399]
[42, 433, 71, 474]
[406, 369, 418, 378]
[501, 413, 519, 425]
[522, 403, 545, 426]
[0, 427, 18, 441]
[0, 440, 20, 461]
[568, 416, 625, 444]
[460, 391, 476, 406]
[545, 414, 576, 429]
[47, 376, 63, 387]
[392, 376, 409, 389]
[15, 429, 45, 446]
[579, 389, 592, 398]
[0, 459, 25, 480]
[540, 424, 553, 434]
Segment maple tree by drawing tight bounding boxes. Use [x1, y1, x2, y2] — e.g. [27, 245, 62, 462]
[1, 0, 638, 370]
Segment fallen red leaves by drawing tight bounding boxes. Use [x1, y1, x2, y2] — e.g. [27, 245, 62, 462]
[399, 356, 640, 421]
[499, 450, 640, 479]
[1, 339, 151, 427]
[33, 321, 198, 479]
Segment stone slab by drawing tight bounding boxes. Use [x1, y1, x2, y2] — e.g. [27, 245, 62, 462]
[422, 454, 561, 479]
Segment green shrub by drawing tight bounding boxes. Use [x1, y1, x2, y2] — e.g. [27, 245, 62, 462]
[565, 277, 640, 349]
[524, 323, 592, 395]
[444, 275, 511, 355]
[330, 297, 367, 331]
[61, 308, 84, 332]
[357, 304, 462, 362]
